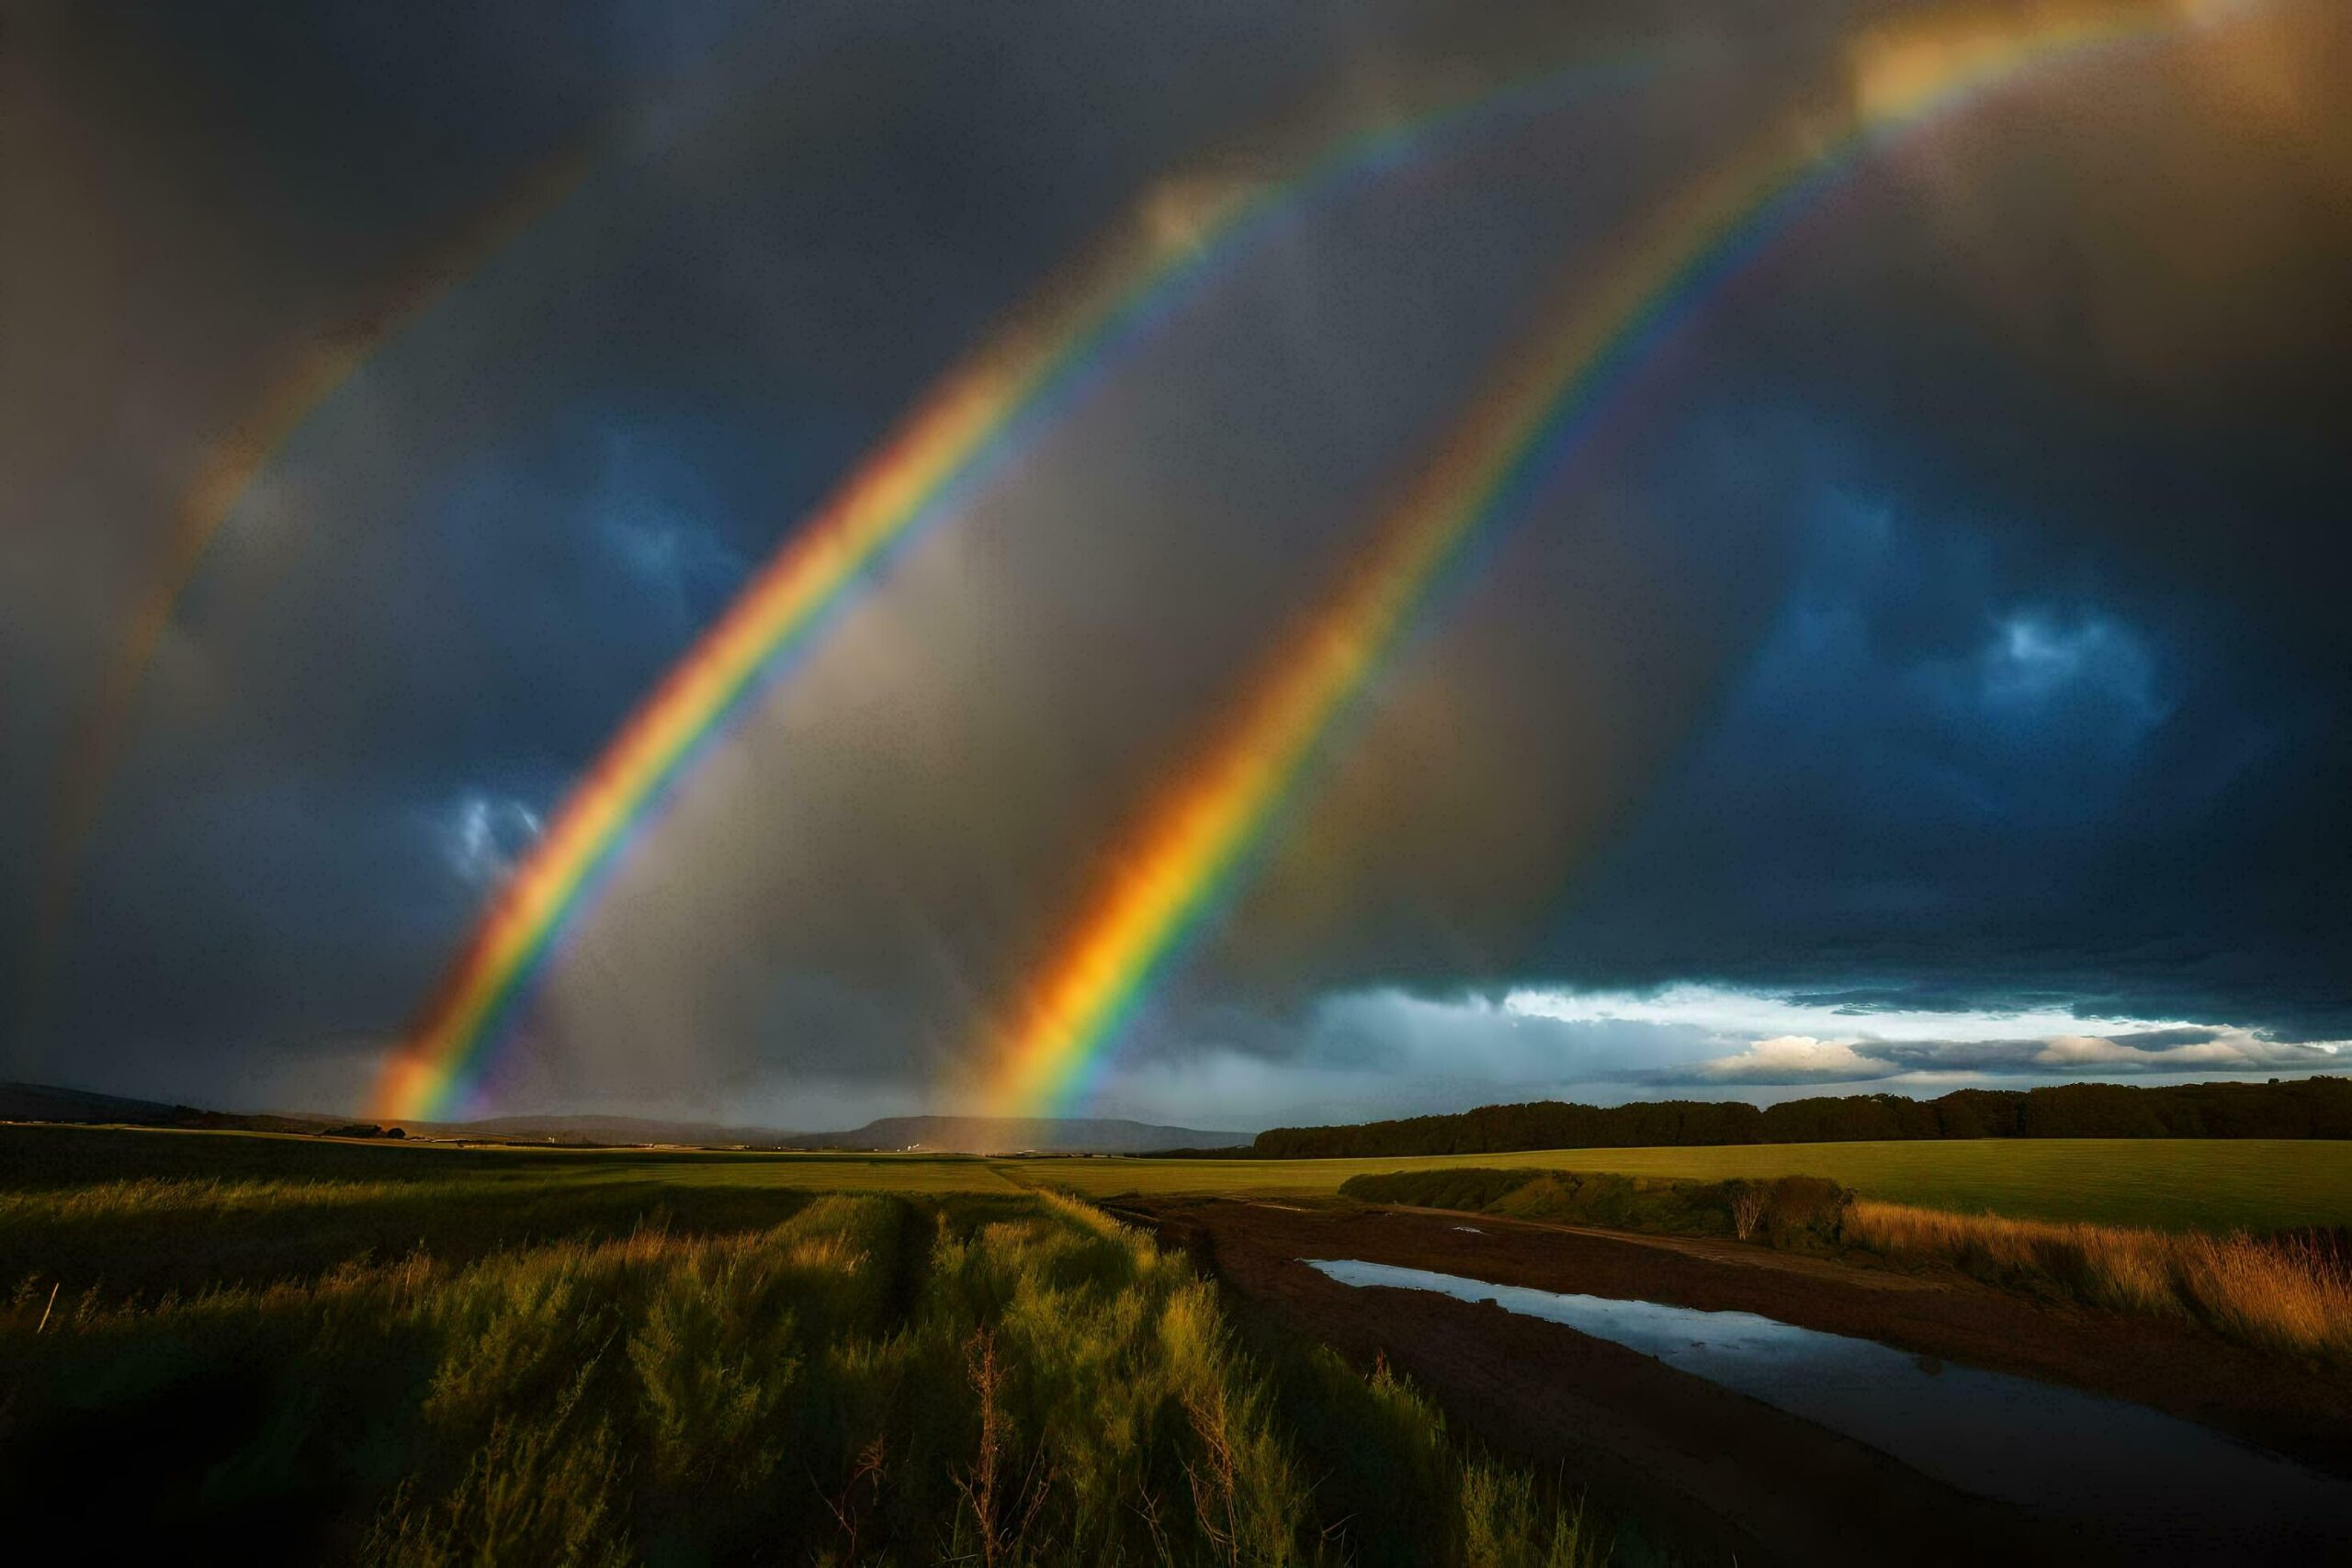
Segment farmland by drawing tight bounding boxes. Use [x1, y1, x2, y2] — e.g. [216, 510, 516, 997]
[8, 1122, 2352, 1562]
[1021, 1138, 2352, 1232]
[11, 1122, 2352, 1232]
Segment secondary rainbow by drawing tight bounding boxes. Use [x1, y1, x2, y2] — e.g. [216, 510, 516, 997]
[20, 145, 591, 1041]
[985, 0, 2233, 1117]
[369, 52, 1657, 1120]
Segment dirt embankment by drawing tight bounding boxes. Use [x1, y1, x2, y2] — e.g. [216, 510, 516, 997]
[1121, 1197, 2352, 1567]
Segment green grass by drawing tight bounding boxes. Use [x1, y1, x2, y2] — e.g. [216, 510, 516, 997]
[0, 1135, 1618, 1565]
[15, 1121, 2341, 1557]
[0, 1122, 1023, 1193]
[1012, 1139, 2352, 1232]
[14, 1122, 2350, 1235]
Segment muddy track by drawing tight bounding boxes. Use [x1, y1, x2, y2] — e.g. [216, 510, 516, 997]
[1118, 1197, 2352, 1566]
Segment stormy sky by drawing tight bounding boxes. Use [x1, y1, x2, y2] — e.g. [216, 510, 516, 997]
[6, 0, 2347, 1130]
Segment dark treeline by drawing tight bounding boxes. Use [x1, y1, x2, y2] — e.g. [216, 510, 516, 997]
[1248, 1077, 2352, 1157]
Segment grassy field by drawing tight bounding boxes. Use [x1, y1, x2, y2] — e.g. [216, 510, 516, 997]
[1015, 1139, 2352, 1232]
[10, 1122, 2352, 1232]
[0, 1122, 1026, 1193]
[6, 1122, 2347, 1558]
[0, 1133, 1622, 1565]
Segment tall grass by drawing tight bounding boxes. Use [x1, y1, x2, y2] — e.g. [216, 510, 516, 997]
[0, 1176, 1619, 1564]
[1846, 1200, 2352, 1364]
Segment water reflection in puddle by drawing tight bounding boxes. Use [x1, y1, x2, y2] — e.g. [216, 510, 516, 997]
[1308, 1258, 2352, 1545]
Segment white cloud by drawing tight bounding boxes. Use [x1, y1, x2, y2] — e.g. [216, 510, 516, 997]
[1653, 1026, 2341, 1088]
[1064, 983, 2352, 1123]
[1502, 982, 2206, 1044]
[1684, 1034, 1893, 1084]
[2030, 1029, 2337, 1073]
[441, 792, 545, 886]
[1024, 985, 2352, 1126]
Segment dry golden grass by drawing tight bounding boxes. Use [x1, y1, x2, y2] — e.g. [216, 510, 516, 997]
[1847, 1199, 2352, 1363]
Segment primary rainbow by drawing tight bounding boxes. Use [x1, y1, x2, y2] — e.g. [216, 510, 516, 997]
[985, 0, 2232, 1117]
[369, 52, 1657, 1120]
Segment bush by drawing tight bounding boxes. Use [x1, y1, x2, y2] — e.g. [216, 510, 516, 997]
[1341, 1168, 1541, 1213]
[1757, 1176, 1851, 1247]
[1340, 1168, 1853, 1249]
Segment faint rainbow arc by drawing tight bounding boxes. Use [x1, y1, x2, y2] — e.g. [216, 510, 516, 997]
[984, 0, 2228, 1117]
[368, 51, 1657, 1120]
[20, 145, 592, 1036]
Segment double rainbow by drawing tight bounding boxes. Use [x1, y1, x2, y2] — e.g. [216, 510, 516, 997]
[984, 0, 2229, 1116]
[369, 53, 1654, 1119]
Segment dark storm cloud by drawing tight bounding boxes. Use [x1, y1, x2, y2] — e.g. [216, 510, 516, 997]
[1124, 0, 2352, 1042]
[5, 0, 1733, 1102]
[1528, 433, 2352, 1041]
[1134, 0, 2352, 1100]
[6, 0, 2347, 1121]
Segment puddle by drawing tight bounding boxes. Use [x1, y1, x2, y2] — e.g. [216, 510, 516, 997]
[1307, 1258, 2352, 1545]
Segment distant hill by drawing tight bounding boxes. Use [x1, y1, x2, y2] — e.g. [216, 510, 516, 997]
[1, 1081, 177, 1122]
[1, 1084, 1245, 1155]
[0, 1081, 331, 1135]
[781, 1116, 1250, 1155]
[392, 1113, 1247, 1153]
[396, 1112, 804, 1146]
[0, 1089, 807, 1148]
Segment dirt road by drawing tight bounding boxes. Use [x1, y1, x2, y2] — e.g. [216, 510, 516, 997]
[1122, 1197, 2352, 1565]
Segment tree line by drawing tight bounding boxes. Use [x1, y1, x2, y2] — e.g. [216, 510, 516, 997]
[1244, 1077, 2352, 1158]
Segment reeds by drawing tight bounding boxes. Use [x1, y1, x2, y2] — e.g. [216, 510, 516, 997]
[1846, 1200, 2352, 1364]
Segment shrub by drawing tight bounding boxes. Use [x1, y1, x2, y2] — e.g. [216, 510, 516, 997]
[1758, 1176, 1851, 1247]
[1339, 1167, 1854, 1249]
[1728, 1181, 1768, 1241]
[1342, 1168, 1542, 1213]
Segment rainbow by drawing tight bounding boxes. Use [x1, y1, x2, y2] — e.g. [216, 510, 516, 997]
[984, 0, 2232, 1116]
[21, 146, 591, 1035]
[369, 51, 1657, 1120]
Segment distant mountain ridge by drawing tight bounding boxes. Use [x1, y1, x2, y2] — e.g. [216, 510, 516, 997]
[419, 1112, 804, 1146]
[0, 1083, 1247, 1154]
[783, 1115, 1249, 1154]
[399, 1112, 1247, 1153]
[0, 1080, 330, 1134]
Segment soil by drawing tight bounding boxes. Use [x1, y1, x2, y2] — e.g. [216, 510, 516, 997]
[1117, 1196, 2352, 1566]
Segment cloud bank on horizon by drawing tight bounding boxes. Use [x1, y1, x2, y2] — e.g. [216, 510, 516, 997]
[3, 0, 2346, 1128]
